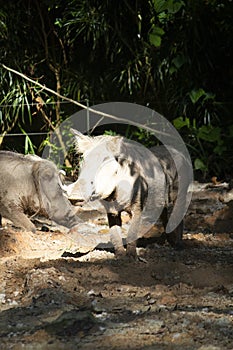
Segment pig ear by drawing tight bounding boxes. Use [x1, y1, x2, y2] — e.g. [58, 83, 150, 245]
[70, 128, 94, 153]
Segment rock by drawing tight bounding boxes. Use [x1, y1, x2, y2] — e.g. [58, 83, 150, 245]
[44, 309, 100, 337]
[138, 319, 165, 334]
[184, 181, 233, 233]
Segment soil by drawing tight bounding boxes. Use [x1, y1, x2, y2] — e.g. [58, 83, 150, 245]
[0, 183, 233, 350]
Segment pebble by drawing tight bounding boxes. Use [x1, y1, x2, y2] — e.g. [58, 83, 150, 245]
[201, 307, 209, 313]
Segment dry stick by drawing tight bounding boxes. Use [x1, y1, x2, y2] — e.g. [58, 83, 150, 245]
[1, 64, 122, 120]
[2, 64, 151, 131]
[2, 64, 173, 139]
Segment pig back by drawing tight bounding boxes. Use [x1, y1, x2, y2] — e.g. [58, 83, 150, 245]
[0, 151, 38, 205]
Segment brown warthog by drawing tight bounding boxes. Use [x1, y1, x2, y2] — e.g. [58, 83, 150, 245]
[0, 151, 81, 231]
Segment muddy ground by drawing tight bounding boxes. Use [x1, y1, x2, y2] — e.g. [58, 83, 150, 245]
[0, 183, 233, 350]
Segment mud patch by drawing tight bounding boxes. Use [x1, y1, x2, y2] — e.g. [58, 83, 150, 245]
[0, 186, 233, 349]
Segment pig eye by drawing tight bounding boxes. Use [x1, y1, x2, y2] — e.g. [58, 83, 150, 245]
[91, 181, 94, 185]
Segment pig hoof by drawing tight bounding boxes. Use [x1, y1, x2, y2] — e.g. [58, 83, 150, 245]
[124, 254, 139, 263]
[126, 253, 138, 261]
[115, 247, 126, 258]
[166, 234, 184, 250]
[117, 251, 137, 262]
[126, 244, 137, 260]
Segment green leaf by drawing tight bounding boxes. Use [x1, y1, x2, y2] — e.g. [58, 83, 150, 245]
[189, 89, 206, 104]
[152, 26, 165, 36]
[149, 26, 165, 47]
[197, 126, 220, 142]
[172, 54, 186, 69]
[149, 33, 162, 47]
[169, 54, 187, 74]
[167, 0, 185, 14]
[152, 0, 168, 13]
[19, 127, 35, 154]
[214, 144, 226, 156]
[203, 92, 215, 101]
[173, 116, 190, 129]
[152, 0, 184, 14]
[194, 158, 207, 171]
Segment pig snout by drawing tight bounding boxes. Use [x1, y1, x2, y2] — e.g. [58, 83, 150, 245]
[66, 178, 97, 202]
[66, 180, 85, 200]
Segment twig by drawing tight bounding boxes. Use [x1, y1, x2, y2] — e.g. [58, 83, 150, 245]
[1, 64, 123, 121]
[1, 63, 172, 138]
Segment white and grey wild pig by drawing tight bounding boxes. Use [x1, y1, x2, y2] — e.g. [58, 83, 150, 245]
[0, 151, 81, 232]
[66, 129, 191, 258]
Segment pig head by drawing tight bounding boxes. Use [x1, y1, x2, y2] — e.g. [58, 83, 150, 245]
[0, 151, 80, 231]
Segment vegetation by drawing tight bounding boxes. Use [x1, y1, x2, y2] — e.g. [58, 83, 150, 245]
[0, 0, 232, 180]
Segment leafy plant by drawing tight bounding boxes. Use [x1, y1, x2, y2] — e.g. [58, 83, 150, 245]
[173, 115, 232, 180]
[0, 0, 232, 180]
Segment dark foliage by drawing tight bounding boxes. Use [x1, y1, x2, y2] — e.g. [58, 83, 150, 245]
[0, 0, 232, 179]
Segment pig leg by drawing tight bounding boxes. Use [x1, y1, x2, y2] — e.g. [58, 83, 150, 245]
[161, 207, 183, 249]
[3, 208, 36, 232]
[107, 213, 125, 256]
[157, 208, 168, 244]
[126, 215, 142, 259]
[166, 220, 183, 249]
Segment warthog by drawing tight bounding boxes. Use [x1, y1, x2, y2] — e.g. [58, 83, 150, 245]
[67, 129, 191, 258]
[0, 151, 81, 232]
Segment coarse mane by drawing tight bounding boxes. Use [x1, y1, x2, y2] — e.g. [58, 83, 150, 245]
[118, 137, 161, 180]
[88, 135, 154, 178]
[97, 136, 153, 178]
[75, 133, 160, 180]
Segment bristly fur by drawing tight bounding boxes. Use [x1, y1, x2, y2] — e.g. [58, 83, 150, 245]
[68, 130, 188, 256]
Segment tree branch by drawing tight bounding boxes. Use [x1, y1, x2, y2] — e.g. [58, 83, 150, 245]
[1, 63, 169, 137]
